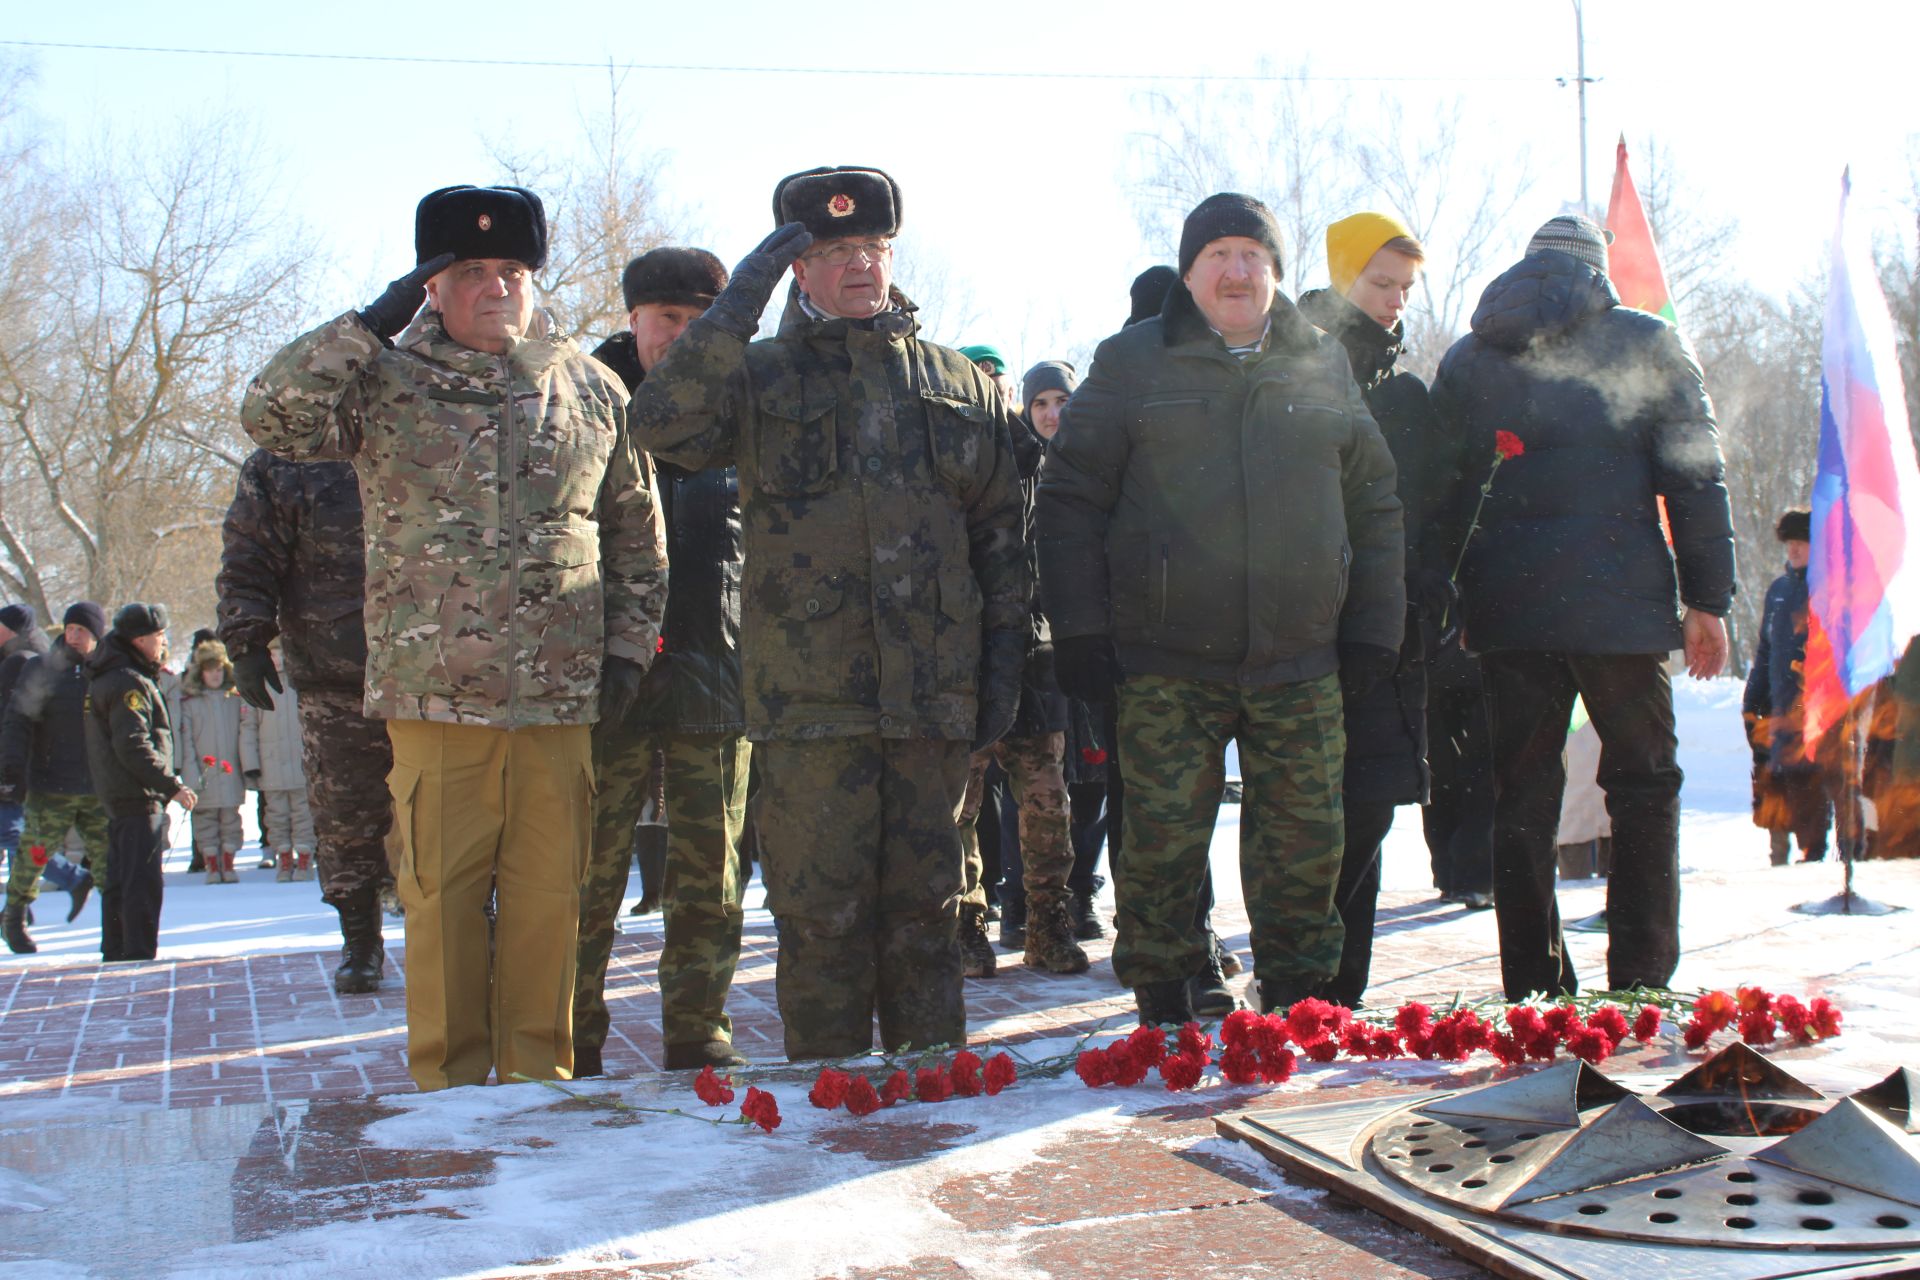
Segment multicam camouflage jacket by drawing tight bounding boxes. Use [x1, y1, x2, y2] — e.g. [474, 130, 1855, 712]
[239, 309, 668, 729]
[628, 285, 1027, 742]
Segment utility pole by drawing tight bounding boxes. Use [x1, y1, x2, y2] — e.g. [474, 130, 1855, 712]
[1570, 0, 1592, 215]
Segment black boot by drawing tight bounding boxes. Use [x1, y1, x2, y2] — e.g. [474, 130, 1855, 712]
[100, 889, 125, 962]
[1187, 946, 1236, 1018]
[1257, 977, 1319, 1016]
[997, 890, 1027, 951]
[1134, 978, 1194, 1026]
[2, 902, 35, 954]
[959, 904, 997, 978]
[1069, 889, 1105, 941]
[663, 1039, 748, 1070]
[573, 1043, 605, 1078]
[332, 887, 386, 995]
[66, 870, 93, 923]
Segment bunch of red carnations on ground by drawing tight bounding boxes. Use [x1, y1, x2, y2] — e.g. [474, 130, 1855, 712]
[689, 1066, 783, 1132]
[1072, 987, 1843, 1093]
[802, 1049, 1021, 1117]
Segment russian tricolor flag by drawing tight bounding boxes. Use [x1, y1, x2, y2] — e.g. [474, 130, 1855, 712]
[1805, 170, 1920, 749]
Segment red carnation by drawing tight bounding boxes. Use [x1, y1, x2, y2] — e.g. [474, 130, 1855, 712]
[915, 1066, 953, 1103]
[201, 754, 215, 766]
[222, 761, 233, 774]
[844, 1075, 883, 1116]
[1304, 1039, 1340, 1063]
[1631, 1005, 1663, 1042]
[740, 1085, 781, 1133]
[1080, 748, 1108, 765]
[1338, 1022, 1375, 1059]
[1587, 1004, 1630, 1045]
[1494, 430, 1525, 459]
[808, 1067, 851, 1111]
[1159, 1050, 1205, 1091]
[1253, 1013, 1291, 1057]
[1285, 998, 1341, 1047]
[1126, 1024, 1168, 1067]
[1368, 1028, 1401, 1060]
[1682, 1016, 1715, 1050]
[1808, 997, 1843, 1039]
[1693, 990, 1736, 1032]
[1258, 1046, 1298, 1084]
[949, 1050, 984, 1098]
[1523, 1032, 1558, 1061]
[1542, 1004, 1581, 1041]
[1488, 1031, 1528, 1066]
[881, 1068, 914, 1105]
[1176, 1022, 1213, 1059]
[1505, 1005, 1546, 1040]
[692, 1065, 734, 1106]
[1222, 1009, 1263, 1050]
[1776, 996, 1812, 1042]
[1737, 986, 1773, 1017]
[1109, 1040, 1151, 1086]
[1074, 1047, 1114, 1088]
[1565, 1026, 1614, 1064]
[983, 1052, 1018, 1096]
[1394, 1002, 1434, 1041]
[1219, 1046, 1261, 1084]
[1738, 1008, 1778, 1045]
[27, 844, 47, 867]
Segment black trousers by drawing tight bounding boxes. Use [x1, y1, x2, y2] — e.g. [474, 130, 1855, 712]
[1067, 781, 1107, 893]
[107, 807, 168, 961]
[1481, 651, 1682, 999]
[1326, 799, 1397, 1007]
[1423, 643, 1495, 895]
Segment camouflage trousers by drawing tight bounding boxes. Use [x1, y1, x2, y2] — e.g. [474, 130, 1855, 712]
[959, 731, 1073, 909]
[755, 735, 970, 1061]
[1113, 672, 1346, 989]
[8, 792, 110, 904]
[298, 687, 396, 908]
[576, 726, 748, 1053]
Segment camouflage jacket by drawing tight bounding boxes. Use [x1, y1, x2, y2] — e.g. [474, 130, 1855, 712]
[629, 286, 1026, 742]
[239, 309, 668, 729]
[215, 450, 369, 694]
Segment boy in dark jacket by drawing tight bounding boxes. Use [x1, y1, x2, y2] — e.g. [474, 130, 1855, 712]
[1744, 508, 1836, 863]
[84, 604, 195, 962]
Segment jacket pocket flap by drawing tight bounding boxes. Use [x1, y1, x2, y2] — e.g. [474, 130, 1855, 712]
[774, 570, 846, 621]
[427, 387, 498, 406]
[756, 388, 836, 425]
[920, 390, 990, 423]
[524, 522, 601, 568]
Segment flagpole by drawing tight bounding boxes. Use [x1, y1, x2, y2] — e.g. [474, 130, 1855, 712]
[1573, 0, 1590, 216]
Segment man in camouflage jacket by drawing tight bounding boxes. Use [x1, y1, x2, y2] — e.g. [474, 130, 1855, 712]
[630, 166, 1027, 1060]
[240, 184, 668, 1090]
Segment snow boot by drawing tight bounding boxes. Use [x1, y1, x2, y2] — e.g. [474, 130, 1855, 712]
[332, 887, 385, 995]
[3, 901, 35, 954]
[204, 854, 222, 886]
[1133, 978, 1193, 1027]
[997, 890, 1027, 952]
[1209, 930, 1243, 978]
[1256, 977, 1320, 1016]
[663, 1039, 747, 1070]
[276, 851, 295, 883]
[221, 851, 239, 884]
[100, 889, 126, 962]
[1069, 889, 1105, 941]
[257, 846, 276, 870]
[294, 851, 315, 881]
[1023, 893, 1090, 974]
[1187, 946, 1236, 1018]
[958, 903, 997, 977]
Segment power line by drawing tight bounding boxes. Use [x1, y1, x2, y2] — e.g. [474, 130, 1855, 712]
[0, 38, 1567, 84]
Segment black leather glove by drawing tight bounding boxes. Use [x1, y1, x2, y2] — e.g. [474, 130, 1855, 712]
[232, 649, 283, 712]
[705, 223, 814, 342]
[359, 252, 456, 341]
[1338, 642, 1398, 700]
[1410, 568, 1461, 646]
[600, 654, 646, 727]
[973, 629, 1025, 752]
[1054, 634, 1122, 704]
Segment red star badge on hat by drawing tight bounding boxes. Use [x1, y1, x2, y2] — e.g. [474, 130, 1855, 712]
[828, 193, 855, 218]
[477, 213, 493, 231]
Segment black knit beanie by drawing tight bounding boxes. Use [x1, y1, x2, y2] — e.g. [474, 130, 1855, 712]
[1177, 193, 1285, 281]
[1127, 266, 1178, 327]
[1776, 508, 1812, 542]
[0, 604, 32, 633]
[62, 602, 106, 641]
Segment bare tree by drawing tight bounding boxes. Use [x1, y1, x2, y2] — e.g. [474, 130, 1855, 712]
[488, 67, 679, 345]
[0, 102, 309, 626]
[1634, 139, 1742, 316]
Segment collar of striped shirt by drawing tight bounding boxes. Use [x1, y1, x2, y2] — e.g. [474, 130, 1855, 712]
[1213, 317, 1272, 362]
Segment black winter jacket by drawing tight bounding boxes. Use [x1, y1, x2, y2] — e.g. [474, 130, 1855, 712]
[1431, 251, 1735, 654]
[1037, 284, 1405, 685]
[1743, 565, 1813, 771]
[84, 635, 181, 815]
[215, 449, 370, 693]
[1010, 416, 1070, 737]
[592, 332, 745, 734]
[1300, 288, 1448, 803]
[0, 626, 52, 723]
[0, 640, 95, 797]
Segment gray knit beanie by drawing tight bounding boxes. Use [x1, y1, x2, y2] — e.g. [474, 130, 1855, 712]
[1526, 213, 1614, 274]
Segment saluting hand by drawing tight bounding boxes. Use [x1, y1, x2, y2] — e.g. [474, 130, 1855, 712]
[703, 223, 815, 342]
[359, 252, 457, 341]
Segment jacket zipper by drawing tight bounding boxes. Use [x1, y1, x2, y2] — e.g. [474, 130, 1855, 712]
[1158, 538, 1170, 625]
[504, 353, 518, 727]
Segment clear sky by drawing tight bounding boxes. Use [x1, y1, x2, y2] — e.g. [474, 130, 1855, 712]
[5, 0, 1914, 372]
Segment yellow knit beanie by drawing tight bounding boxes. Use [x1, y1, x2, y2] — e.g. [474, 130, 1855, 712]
[1326, 211, 1416, 296]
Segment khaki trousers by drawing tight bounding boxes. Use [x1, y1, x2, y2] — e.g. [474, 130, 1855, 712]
[387, 720, 594, 1090]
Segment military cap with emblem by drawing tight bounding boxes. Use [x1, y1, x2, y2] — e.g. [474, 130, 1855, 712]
[415, 184, 549, 270]
[771, 166, 902, 240]
[621, 247, 729, 312]
[111, 602, 169, 639]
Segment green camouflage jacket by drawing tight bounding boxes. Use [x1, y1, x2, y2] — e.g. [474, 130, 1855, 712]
[240, 309, 668, 729]
[628, 286, 1026, 742]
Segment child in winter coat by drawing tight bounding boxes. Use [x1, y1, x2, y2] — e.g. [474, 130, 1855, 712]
[239, 650, 315, 882]
[175, 640, 247, 883]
